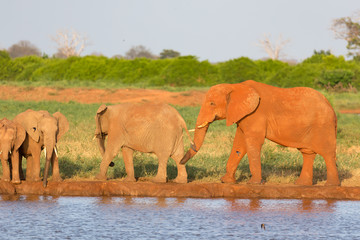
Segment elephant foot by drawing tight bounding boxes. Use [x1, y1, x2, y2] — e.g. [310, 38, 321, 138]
[221, 174, 236, 184]
[151, 176, 167, 183]
[123, 176, 136, 182]
[11, 179, 21, 185]
[295, 178, 313, 186]
[247, 176, 263, 185]
[52, 176, 63, 182]
[95, 174, 107, 181]
[173, 176, 187, 184]
[325, 179, 340, 186]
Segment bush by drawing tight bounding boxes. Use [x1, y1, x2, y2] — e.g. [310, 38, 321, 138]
[255, 59, 289, 84]
[1, 56, 44, 81]
[0, 52, 359, 90]
[218, 57, 259, 83]
[159, 56, 219, 86]
[31, 57, 76, 82]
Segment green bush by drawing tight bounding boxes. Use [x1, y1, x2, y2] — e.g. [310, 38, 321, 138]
[218, 57, 259, 83]
[255, 59, 289, 84]
[0, 53, 360, 89]
[160, 56, 218, 86]
[31, 57, 76, 82]
[1, 56, 44, 81]
[62, 56, 109, 81]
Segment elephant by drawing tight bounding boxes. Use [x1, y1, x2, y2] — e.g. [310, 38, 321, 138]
[13, 110, 69, 187]
[94, 102, 192, 183]
[0, 118, 26, 183]
[180, 80, 340, 186]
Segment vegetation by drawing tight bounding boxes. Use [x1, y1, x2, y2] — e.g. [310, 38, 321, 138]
[1, 50, 360, 90]
[0, 94, 358, 185]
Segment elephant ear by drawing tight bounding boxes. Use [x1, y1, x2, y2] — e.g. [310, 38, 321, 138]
[226, 85, 260, 126]
[14, 123, 26, 150]
[97, 104, 108, 115]
[53, 112, 69, 142]
[15, 110, 40, 142]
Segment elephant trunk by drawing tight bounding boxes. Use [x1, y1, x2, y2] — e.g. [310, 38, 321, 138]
[180, 120, 210, 164]
[43, 138, 55, 187]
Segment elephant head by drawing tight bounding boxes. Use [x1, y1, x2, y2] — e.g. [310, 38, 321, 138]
[180, 83, 260, 164]
[0, 118, 26, 182]
[15, 110, 69, 186]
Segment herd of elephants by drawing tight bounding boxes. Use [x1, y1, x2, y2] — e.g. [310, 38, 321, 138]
[0, 80, 341, 187]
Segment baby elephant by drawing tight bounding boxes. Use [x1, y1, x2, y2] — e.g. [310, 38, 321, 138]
[94, 103, 192, 183]
[0, 118, 26, 183]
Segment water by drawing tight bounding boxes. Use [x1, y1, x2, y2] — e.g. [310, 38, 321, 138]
[0, 195, 359, 240]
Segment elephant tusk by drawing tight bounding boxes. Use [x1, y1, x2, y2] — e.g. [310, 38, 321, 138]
[9, 150, 12, 155]
[197, 121, 209, 129]
[188, 129, 195, 132]
[44, 147, 46, 159]
[0, 151, 2, 154]
[54, 146, 58, 157]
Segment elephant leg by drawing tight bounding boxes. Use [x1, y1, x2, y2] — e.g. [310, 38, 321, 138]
[26, 154, 41, 182]
[10, 151, 21, 184]
[1, 158, 10, 181]
[51, 153, 62, 182]
[95, 138, 122, 180]
[295, 149, 316, 186]
[321, 152, 340, 186]
[172, 146, 188, 184]
[152, 153, 169, 183]
[19, 156, 25, 180]
[32, 149, 42, 182]
[122, 147, 136, 182]
[221, 127, 247, 184]
[245, 135, 264, 184]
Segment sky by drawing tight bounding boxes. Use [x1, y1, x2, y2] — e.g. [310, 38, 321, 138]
[0, 0, 359, 62]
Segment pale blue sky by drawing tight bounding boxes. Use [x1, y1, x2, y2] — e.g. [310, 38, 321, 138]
[0, 0, 359, 62]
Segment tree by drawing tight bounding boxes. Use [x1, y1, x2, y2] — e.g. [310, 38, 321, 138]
[331, 11, 360, 57]
[160, 49, 180, 59]
[8, 40, 41, 58]
[257, 34, 290, 60]
[125, 45, 157, 59]
[51, 29, 88, 58]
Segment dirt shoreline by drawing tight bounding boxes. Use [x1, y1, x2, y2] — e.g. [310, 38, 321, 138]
[0, 85, 206, 106]
[0, 181, 359, 200]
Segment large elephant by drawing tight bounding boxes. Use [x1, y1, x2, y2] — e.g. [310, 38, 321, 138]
[0, 118, 26, 183]
[94, 103, 192, 183]
[13, 110, 69, 187]
[180, 80, 340, 186]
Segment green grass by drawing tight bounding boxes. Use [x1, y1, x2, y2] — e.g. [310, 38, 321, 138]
[0, 92, 359, 185]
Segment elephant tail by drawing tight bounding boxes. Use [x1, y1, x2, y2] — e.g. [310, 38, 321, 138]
[180, 117, 194, 146]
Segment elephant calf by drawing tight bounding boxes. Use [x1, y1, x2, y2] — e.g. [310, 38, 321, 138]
[94, 103, 192, 183]
[0, 118, 26, 183]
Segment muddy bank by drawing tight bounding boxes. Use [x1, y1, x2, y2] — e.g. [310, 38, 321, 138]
[1, 181, 360, 200]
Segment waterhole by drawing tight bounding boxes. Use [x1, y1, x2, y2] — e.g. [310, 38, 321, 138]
[0, 195, 359, 239]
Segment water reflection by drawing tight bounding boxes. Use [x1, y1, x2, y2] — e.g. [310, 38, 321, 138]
[224, 198, 336, 213]
[0, 195, 359, 239]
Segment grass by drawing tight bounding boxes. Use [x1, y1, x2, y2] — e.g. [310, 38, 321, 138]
[0, 91, 359, 186]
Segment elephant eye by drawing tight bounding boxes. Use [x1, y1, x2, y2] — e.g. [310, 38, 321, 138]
[210, 102, 215, 106]
[32, 127, 37, 132]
